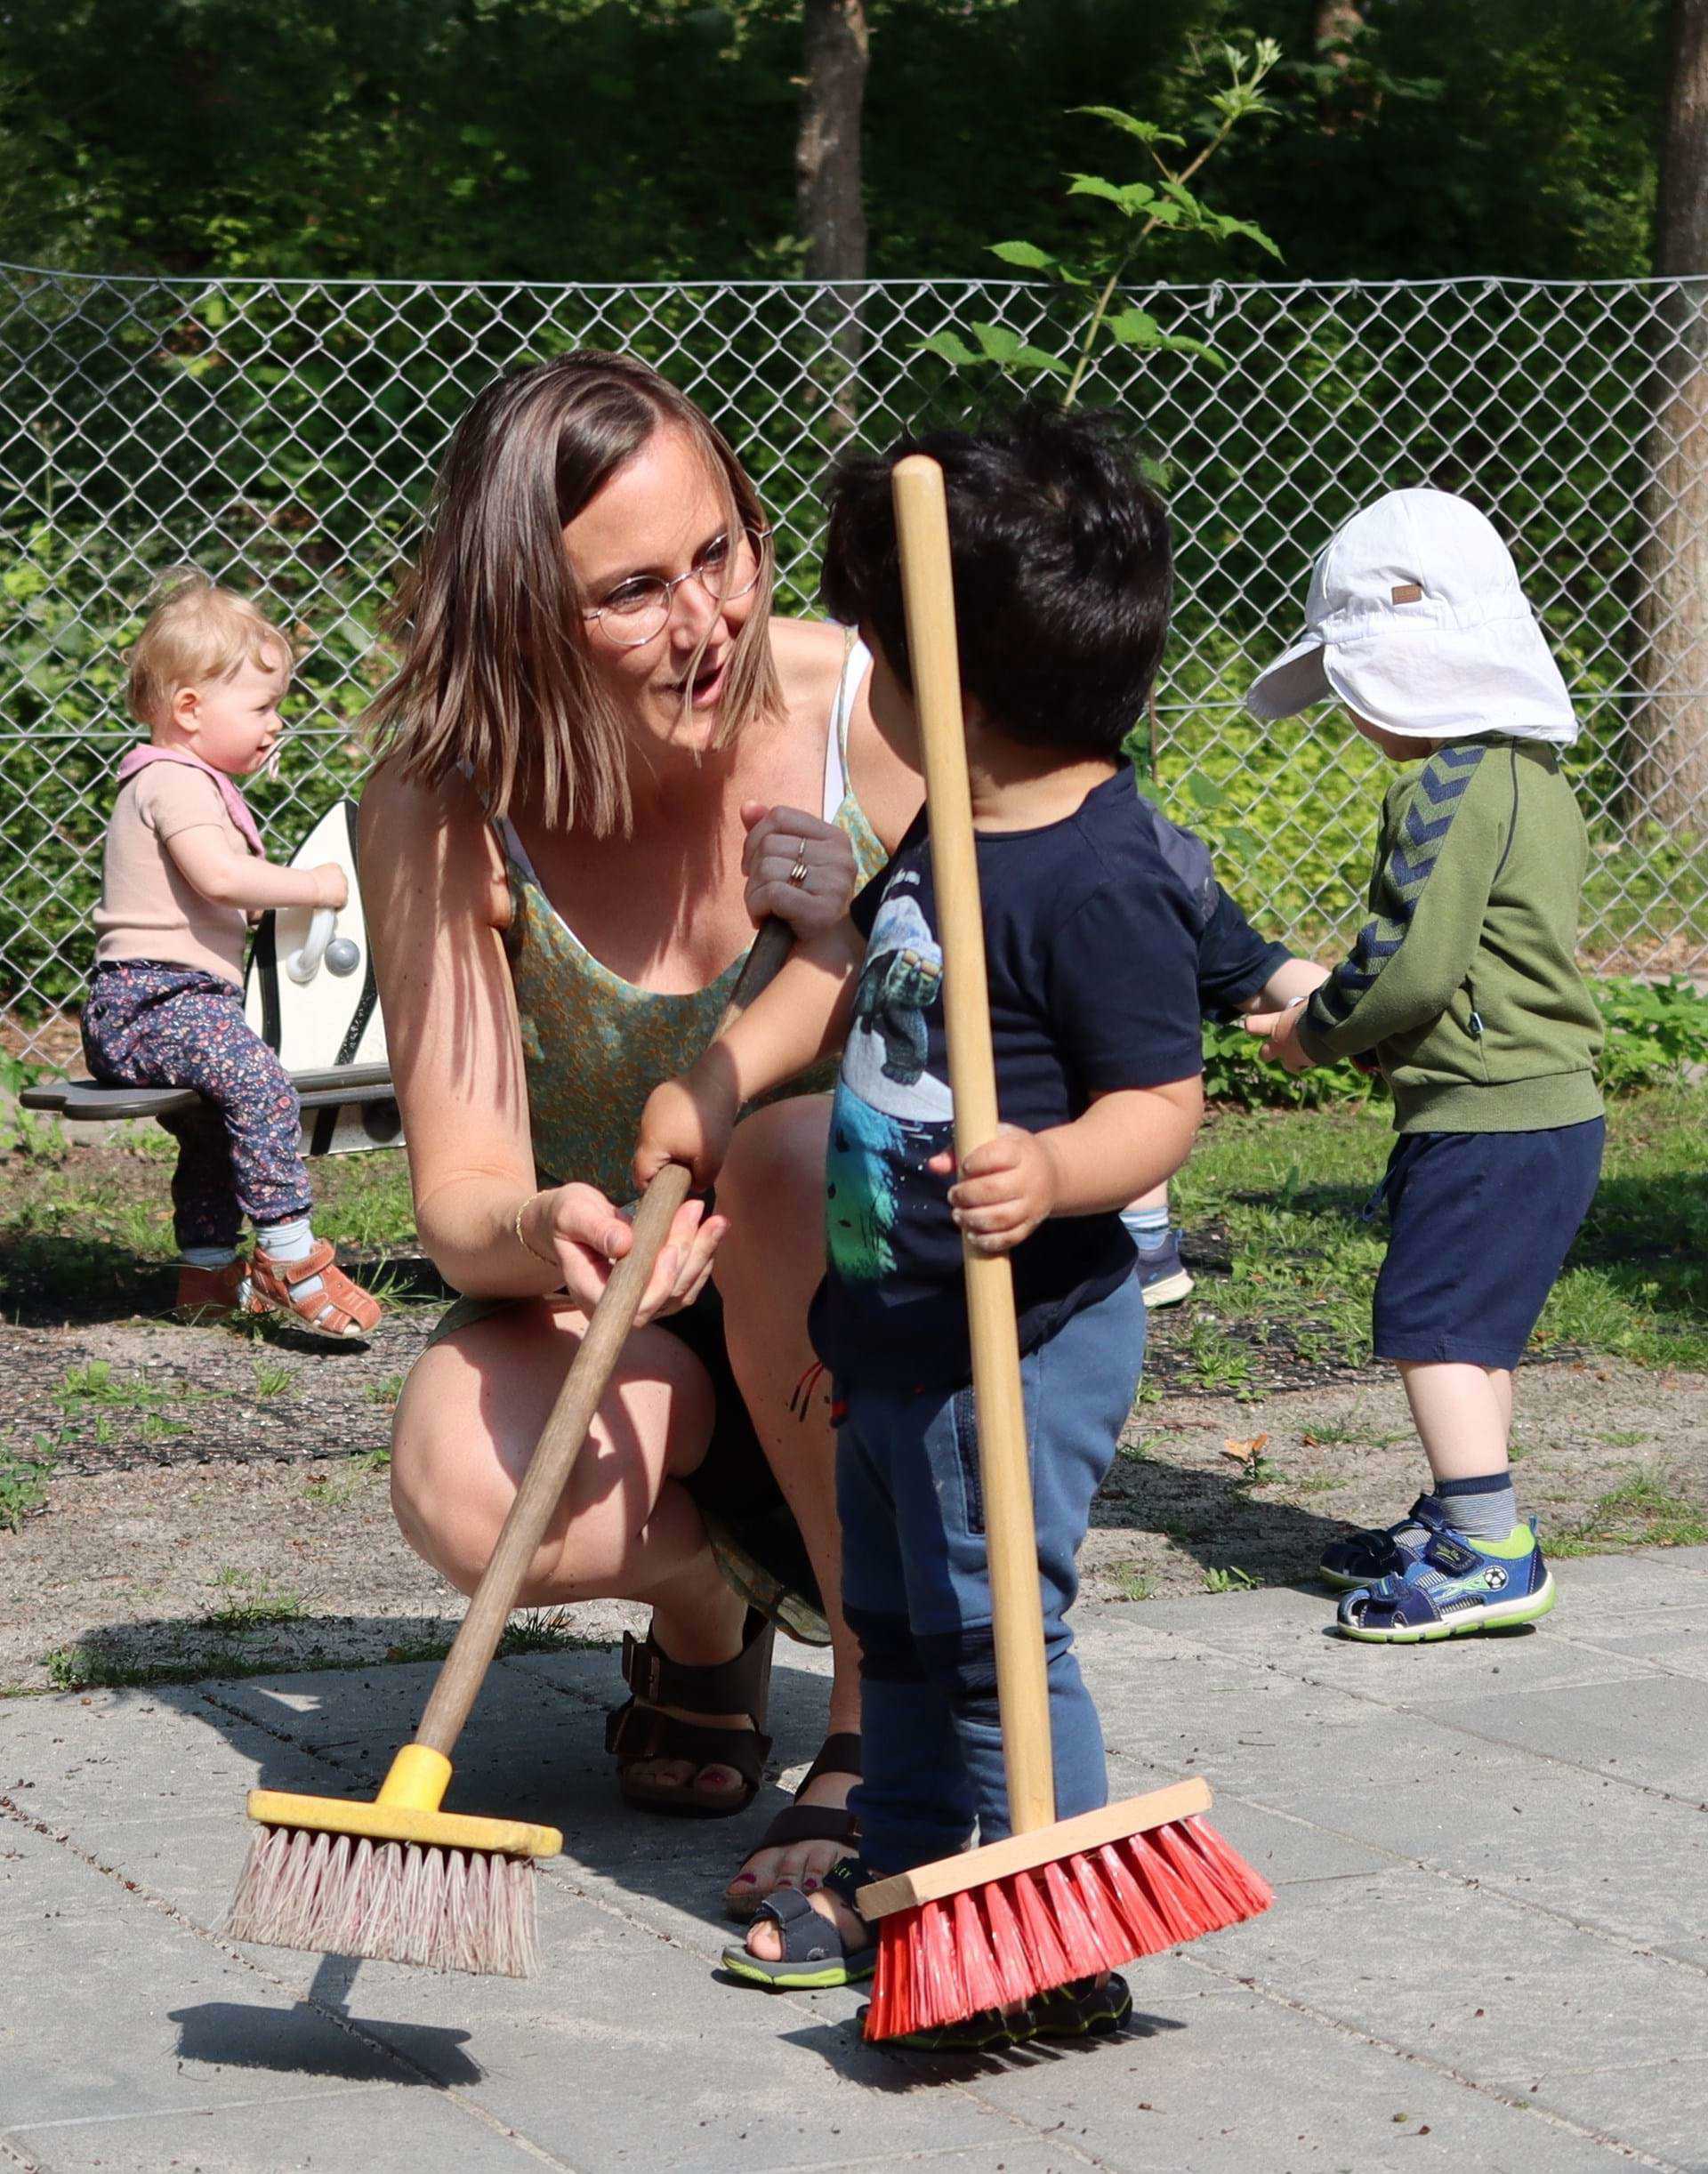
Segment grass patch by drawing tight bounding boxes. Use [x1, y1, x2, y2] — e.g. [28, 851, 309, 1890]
[1203, 1565, 1258, 1594]
[56, 1360, 208, 1417]
[201, 1568, 305, 1635]
[1108, 1563, 1156, 1601]
[1180, 1320, 1256, 1397]
[0, 1438, 57, 1530]
[23, 1601, 614, 1696]
[383, 1607, 610, 1668]
[1164, 1087, 1707, 1381]
[1550, 1467, 1708, 1558]
[251, 1357, 298, 1400]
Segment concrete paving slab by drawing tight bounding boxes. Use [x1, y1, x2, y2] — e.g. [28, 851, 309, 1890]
[1245, 1735, 1708, 1963]
[294, 1879, 1030, 2170]
[0, 1818, 434, 2133]
[1418, 1671, 1708, 1797]
[10, 1565, 1708, 2169]
[1522, 1548, 1708, 1593]
[1192, 1791, 1398, 1889]
[4, 2088, 544, 2174]
[1093, 1582, 1676, 1711]
[0, 1685, 326, 1828]
[926, 1970, 1631, 2174]
[1212, 1863, 1708, 2165]
[1546, 1605, 1708, 1686]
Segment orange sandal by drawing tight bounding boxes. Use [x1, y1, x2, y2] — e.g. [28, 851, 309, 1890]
[246, 1238, 382, 1339]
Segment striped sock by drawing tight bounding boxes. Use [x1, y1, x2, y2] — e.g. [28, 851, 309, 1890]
[1120, 1204, 1172, 1255]
[1435, 1470, 1519, 1542]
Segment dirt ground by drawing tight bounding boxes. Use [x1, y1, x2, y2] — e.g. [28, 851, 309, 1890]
[4, 1280, 1704, 1696]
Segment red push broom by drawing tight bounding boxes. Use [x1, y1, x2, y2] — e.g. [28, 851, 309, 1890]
[857, 457, 1273, 2041]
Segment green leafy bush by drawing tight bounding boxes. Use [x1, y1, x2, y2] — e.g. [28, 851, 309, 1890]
[1593, 977, 1708, 1093]
[1195, 975, 1708, 1109]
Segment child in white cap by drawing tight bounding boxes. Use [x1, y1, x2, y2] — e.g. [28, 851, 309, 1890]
[1244, 487, 1603, 1642]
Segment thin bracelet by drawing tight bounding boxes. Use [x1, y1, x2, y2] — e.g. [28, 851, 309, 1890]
[512, 1193, 561, 1273]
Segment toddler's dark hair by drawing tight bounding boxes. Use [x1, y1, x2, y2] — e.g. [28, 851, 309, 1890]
[819, 405, 1172, 754]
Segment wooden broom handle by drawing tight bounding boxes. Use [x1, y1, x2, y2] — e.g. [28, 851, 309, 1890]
[415, 914, 796, 1758]
[893, 455, 1057, 1838]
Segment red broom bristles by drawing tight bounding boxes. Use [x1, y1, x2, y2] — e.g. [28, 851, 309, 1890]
[981, 1874, 1035, 2011]
[863, 1816, 1271, 2041]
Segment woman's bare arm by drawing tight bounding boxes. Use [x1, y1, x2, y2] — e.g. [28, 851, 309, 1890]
[360, 761, 559, 1298]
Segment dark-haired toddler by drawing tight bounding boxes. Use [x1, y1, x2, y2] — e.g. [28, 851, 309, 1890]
[635, 406, 1204, 2049]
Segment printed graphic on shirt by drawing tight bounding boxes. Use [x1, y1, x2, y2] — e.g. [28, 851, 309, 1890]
[826, 883, 952, 1286]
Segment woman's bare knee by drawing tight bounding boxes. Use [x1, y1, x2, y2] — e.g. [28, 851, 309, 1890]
[390, 1304, 717, 1602]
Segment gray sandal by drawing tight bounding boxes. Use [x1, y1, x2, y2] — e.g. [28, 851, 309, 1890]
[720, 1886, 876, 1992]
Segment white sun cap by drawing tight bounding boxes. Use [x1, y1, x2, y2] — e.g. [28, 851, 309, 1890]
[1245, 487, 1577, 747]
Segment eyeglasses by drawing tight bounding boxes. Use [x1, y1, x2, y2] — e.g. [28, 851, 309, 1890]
[582, 526, 772, 648]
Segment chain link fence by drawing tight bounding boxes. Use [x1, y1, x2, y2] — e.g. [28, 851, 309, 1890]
[3, 264, 1704, 1060]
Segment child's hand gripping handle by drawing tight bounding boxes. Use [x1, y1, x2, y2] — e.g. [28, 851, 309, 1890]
[411, 914, 795, 1762]
[892, 455, 1057, 1839]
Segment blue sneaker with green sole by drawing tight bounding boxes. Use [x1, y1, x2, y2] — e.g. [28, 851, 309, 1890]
[1336, 1522, 1555, 1643]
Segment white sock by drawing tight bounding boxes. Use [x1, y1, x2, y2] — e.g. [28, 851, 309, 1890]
[181, 1244, 238, 1270]
[256, 1216, 324, 1301]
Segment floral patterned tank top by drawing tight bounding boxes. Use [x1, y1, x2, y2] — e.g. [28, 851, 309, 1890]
[496, 636, 889, 1203]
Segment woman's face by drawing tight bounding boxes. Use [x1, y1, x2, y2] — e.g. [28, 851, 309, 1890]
[563, 423, 762, 759]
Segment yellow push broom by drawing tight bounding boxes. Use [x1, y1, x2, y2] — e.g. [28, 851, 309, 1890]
[858, 457, 1272, 2041]
[222, 919, 794, 1978]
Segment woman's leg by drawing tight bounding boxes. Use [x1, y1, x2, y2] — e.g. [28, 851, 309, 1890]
[713, 1096, 864, 1903]
[391, 1297, 755, 1798]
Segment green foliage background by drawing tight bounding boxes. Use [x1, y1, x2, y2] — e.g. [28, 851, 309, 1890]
[0, 1, 1666, 287]
[0, 0, 1696, 1030]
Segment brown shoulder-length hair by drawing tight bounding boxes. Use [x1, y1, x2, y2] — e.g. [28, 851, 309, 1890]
[367, 350, 781, 835]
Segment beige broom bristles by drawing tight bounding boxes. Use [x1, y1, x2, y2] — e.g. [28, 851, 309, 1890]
[224, 1824, 540, 1978]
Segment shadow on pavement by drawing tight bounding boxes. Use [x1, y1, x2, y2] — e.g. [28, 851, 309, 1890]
[169, 1956, 483, 2086]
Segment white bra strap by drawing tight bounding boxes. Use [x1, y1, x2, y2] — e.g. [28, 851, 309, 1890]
[822, 628, 871, 820]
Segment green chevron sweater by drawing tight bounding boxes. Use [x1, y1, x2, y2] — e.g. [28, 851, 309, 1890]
[1296, 736, 1604, 1133]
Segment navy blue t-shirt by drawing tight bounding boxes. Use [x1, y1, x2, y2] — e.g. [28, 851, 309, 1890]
[809, 766, 1204, 1391]
[1196, 882, 1292, 1019]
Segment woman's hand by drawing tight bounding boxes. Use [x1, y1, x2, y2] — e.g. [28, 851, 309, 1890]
[741, 801, 858, 938]
[518, 1181, 726, 1324]
[634, 1068, 738, 1194]
[929, 1124, 1060, 1255]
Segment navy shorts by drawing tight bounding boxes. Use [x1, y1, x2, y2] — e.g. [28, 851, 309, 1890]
[1371, 1118, 1605, 1371]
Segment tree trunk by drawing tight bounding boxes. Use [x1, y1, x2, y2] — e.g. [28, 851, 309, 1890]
[1631, 0, 1708, 833]
[796, 0, 868, 434]
[1312, 1, 1364, 129]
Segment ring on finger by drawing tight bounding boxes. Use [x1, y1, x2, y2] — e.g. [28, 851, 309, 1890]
[787, 855, 810, 887]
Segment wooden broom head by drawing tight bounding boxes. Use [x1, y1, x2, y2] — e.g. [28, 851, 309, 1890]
[856, 1778, 1213, 1920]
[858, 1781, 1275, 2042]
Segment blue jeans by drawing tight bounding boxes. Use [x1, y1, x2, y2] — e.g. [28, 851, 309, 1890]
[837, 1276, 1147, 1876]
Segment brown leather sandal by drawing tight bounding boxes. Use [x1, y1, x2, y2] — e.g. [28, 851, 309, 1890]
[246, 1238, 382, 1340]
[173, 1257, 254, 1324]
[722, 1732, 862, 1921]
[606, 1609, 775, 1817]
